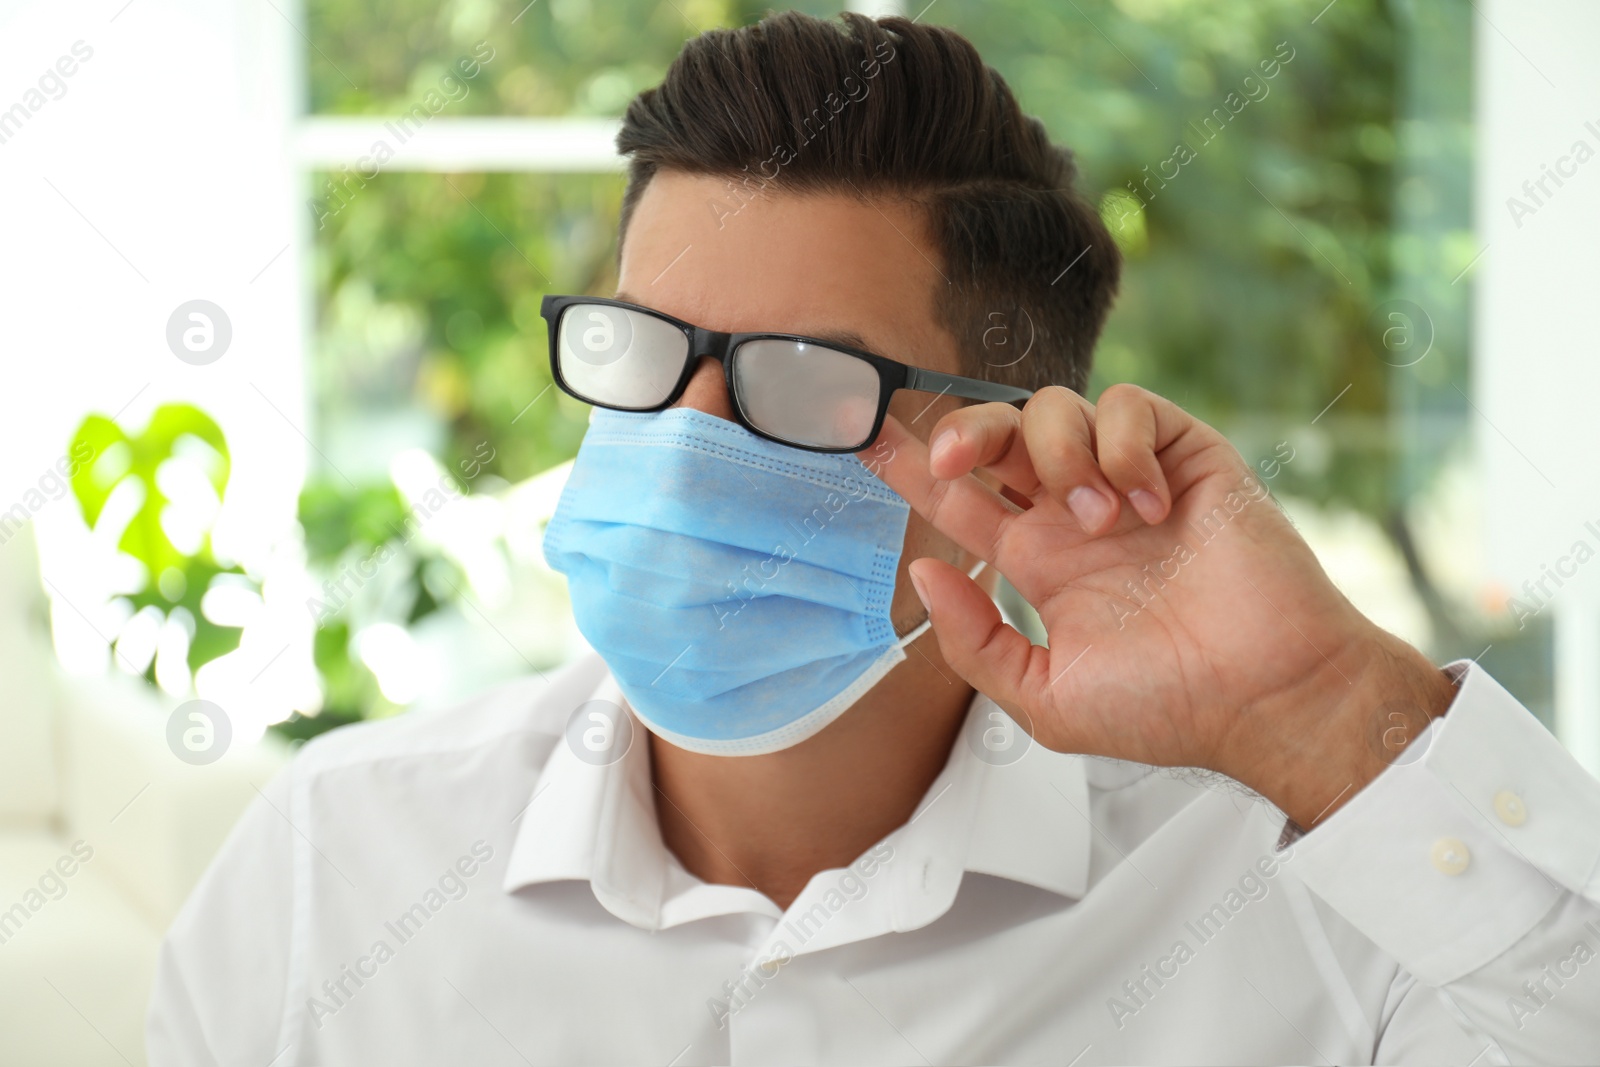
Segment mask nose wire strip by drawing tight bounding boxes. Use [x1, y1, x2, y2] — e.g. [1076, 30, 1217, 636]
[895, 558, 989, 647]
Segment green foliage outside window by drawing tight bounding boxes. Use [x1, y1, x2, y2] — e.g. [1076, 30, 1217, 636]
[306, 0, 845, 117]
[312, 172, 619, 484]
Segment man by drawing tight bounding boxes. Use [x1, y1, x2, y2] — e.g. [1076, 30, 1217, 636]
[149, 12, 1600, 1065]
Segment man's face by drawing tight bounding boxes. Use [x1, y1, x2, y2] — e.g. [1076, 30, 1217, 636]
[615, 170, 977, 636]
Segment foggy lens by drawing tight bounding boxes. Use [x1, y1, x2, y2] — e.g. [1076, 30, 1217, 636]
[558, 304, 688, 409]
[732, 340, 881, 449]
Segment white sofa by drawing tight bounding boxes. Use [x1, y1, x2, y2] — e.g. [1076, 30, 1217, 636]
[0, 523, 289, 1066]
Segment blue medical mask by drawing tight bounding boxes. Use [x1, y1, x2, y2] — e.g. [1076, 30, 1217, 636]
[543, 406, 981, 756]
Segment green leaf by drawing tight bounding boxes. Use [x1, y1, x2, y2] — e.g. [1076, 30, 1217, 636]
[299, 479, 411, 562]
[67, 402, 256, 692]
[68, 415, 129, 528]
[139, 405, 231, 499]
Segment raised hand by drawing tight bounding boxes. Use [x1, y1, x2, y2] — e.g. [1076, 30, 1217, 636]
[867, 384, 1457, 827]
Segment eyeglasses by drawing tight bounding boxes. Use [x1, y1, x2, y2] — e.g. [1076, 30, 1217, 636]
[540, 295, 1035, 453]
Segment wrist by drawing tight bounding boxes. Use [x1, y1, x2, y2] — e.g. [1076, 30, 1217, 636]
[1226, 628, 1460, 831]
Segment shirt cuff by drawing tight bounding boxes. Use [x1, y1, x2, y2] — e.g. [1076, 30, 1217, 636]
[1288, 660, 1600, 986]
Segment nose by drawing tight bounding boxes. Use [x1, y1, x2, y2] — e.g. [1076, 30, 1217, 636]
[671, 355, 737, 422]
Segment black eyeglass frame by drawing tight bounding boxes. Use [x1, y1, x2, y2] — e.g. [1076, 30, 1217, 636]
[540, 294, 1035, 454]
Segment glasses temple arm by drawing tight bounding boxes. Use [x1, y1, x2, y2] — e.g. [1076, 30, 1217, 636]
[904, 367, 1035, 406]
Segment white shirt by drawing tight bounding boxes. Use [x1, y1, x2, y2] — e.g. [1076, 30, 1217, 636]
[148, 654, 1600, 1065]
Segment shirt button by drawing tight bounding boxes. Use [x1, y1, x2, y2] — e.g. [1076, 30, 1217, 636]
[1431, 837, 1471, 875]
[1493, 790, 1527, 826]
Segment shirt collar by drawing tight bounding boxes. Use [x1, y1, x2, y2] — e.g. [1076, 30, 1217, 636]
[502, 671, 675, 929]
[502, 664, 1092, 937]
[964, 710, 1091, 901]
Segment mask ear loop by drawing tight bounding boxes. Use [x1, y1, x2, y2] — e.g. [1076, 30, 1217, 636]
[896, 558, 989, 648]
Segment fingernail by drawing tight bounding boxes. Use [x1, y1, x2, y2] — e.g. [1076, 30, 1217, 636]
[1067, 486, 1113, 532]
[908, 563, 931, 610]
[929, 430, 958, 469]
[1128, 488, 1164, 524]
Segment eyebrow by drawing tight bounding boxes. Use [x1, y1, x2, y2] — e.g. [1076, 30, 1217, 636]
[612, 291, 875, 354]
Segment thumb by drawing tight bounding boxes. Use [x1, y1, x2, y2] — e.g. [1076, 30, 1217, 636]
[907, 557, 1038, 715]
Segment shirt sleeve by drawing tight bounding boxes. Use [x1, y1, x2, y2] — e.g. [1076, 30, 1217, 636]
[1289, 661, 1600, 1064]
[146, 764, 296, 1067]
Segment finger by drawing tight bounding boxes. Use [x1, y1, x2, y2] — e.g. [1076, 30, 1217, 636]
[864, 415, 1021, 565]
[1021, 386, 1120, 534]
[926, 402, 1041, 495]
[908, 556, 1042, 715]
[1093, 384, 1191, 525]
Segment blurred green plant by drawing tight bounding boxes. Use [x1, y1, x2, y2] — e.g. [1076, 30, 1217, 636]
[311, 170, 617, 485]
[306, 0, 837, 117]
[68, 404, 252, 687]
[285, 476, 458, 737]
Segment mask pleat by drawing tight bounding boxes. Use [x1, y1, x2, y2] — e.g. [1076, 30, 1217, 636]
[543, 406, 911, 752]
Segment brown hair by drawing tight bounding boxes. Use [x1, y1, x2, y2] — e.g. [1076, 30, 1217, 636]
[615, 11, 1121, 393]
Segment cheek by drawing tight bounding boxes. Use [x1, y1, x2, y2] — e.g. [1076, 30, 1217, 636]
[888, 512, 953, 627]
[888, 470, 1003, 597]
[875, 396, 991, 629]
[835, 393, 879, 445]
[884, 389, 939, 437]
[901, 511, 951, 558]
